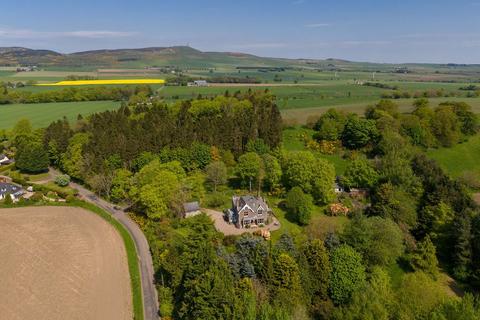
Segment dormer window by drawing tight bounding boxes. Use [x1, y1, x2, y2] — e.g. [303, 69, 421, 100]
[258, 209, 263, 215]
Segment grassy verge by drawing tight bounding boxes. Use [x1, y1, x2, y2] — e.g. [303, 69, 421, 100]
[0, 200, 144, 320]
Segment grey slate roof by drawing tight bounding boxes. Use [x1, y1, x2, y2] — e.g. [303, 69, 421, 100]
[234, 195, 269, 213]
[183, 201, 200, 213]
[0, 183, 24, 198]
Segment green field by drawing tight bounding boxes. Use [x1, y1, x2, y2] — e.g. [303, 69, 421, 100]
[0, 100, 120, 129]
[2, 60, 480, 130]
[427, 134, 480, 177]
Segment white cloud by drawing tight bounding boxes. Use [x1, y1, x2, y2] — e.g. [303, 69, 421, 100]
[0, 28, 137, 39]
[305, 23, 331, 28]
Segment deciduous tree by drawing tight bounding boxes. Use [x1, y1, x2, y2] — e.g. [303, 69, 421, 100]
[285, 187, 313, 225]
[329, 245, 366, 305]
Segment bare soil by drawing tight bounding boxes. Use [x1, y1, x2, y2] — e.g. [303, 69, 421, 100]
[0, 206, 132, 320]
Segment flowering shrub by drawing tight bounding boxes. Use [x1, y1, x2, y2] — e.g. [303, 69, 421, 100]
[327, 203, 350, 216]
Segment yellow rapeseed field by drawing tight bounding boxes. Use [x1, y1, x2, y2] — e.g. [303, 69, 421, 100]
[36, 79, 165, 86]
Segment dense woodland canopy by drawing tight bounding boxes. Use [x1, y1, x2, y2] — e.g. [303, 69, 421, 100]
[4, 89, 480, 319]
[44, 89, 281, 172]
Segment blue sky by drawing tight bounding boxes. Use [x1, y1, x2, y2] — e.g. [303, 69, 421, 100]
[1, 0, 479, 63]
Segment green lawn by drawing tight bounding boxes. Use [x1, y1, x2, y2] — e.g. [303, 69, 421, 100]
[0, 100, 120, 129]
[427, 134, 480, 177]
[266, 194, 348, 242]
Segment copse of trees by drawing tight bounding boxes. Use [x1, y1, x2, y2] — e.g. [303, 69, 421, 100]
[44, 92, 282, 194]
[314, 99, 478, 150]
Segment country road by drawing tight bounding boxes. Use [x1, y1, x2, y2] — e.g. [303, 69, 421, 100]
[48, 169, 159, 320]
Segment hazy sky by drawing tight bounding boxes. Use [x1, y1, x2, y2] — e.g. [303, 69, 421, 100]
[1, 0, 479, 63]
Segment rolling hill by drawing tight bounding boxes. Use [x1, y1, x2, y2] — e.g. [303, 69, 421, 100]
[1, 46, 480, 78]
[0, 46, 301, 70]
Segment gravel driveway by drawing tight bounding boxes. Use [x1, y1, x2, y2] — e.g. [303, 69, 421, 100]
[203, 208, 281, 236]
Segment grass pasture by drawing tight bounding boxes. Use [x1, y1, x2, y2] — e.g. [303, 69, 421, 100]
[427, 134, 480, 177]
[0, 100, 120, 129]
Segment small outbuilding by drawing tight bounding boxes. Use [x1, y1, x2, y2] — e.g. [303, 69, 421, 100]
[0, 183, 24, 202]
[183, 201, 202, 218]
[187, 80, 208, 87]
[0, 154, 11, 165]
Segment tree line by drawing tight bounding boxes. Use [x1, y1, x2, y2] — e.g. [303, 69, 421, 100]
[313, 98, 478, 148]
[42, 91, 282, 195]
[0, 84, 152, 104]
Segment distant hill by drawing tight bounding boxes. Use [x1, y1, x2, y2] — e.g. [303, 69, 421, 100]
[0, 46, 306, 70]
[1, 46, 479, 74]
[0, 47, 63, 65]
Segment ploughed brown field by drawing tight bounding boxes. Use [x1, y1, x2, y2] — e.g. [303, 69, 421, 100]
[0, 206, 132, 320]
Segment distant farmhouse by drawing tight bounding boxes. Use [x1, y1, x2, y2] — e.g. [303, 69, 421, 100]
[183, 201, 202, 218]
[226, 195, 271, 228]
[16, 66, 37, 72]
[0, 182, 24, 202]
[187, 80, 208, 87]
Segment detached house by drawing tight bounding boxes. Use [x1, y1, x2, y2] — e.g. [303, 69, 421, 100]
[227, 195, 271, 228]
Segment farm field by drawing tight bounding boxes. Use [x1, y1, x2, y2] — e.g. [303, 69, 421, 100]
[0, 206, 132, 320]
[0, 100, 120, 129]
[36, 78, 166, 86]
